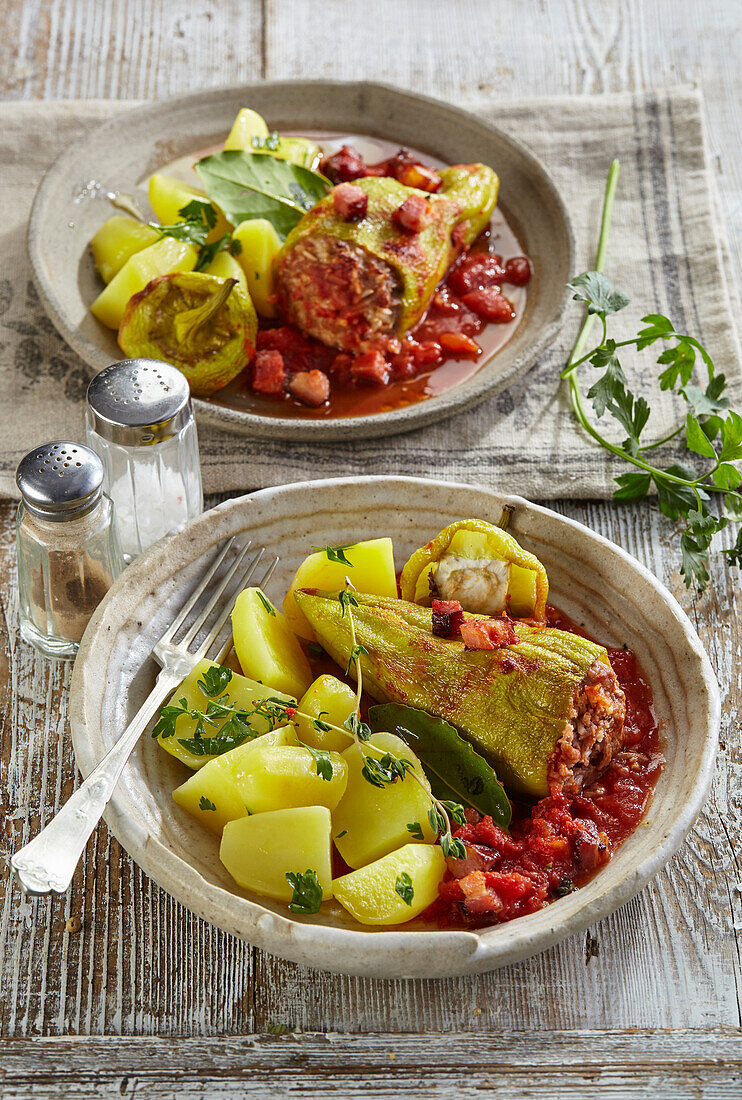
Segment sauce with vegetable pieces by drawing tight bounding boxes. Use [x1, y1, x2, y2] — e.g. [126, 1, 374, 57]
[204, 139, 530, 419]
[429, 606, 663, 928]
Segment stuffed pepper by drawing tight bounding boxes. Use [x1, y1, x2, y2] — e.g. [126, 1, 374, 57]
[274, 164, 499, 353]
[294, 590, 626, 799]
[400, 518, 549, 621]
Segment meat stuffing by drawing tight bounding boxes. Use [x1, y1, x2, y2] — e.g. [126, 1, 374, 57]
[548, 659, 627, 794]
[275, 235, 402, 353]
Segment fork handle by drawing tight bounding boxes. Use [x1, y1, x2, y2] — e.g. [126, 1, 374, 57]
[11, 669, 180, 896]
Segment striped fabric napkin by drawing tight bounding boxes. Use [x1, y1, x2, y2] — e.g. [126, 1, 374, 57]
[0, 88, 738, 499]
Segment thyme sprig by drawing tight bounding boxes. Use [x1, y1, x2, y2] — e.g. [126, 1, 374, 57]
[562, 159, 742, 590]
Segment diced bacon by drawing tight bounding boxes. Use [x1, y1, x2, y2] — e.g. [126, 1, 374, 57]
[458, 871, 502, 916]
[438, 331, 482, 358]
[350, 350, 390, 385]
[392, 194, 435, 233]
[320, 144, 367, 183]
[396, 163, 443, 192]
[332, 182, 368, 221]
[251, 349, 286, 394]
[431, 598, 464, 639]
[289, 369, 330, 406]
[446, 842, 497, 878]
[448, 253, 506, 296]
[462, 286, 517, 323]
[460, 615, 519, 651]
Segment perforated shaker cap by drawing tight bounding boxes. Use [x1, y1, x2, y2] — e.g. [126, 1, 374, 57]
[16, 442, 105, 521]
[86, 359, 192, 446]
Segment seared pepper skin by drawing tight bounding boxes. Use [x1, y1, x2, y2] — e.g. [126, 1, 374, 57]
[275, 164, 499, 347]
[294, 590, 611, 799]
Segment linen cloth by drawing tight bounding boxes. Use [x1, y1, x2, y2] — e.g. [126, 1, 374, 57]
[0, 88, 738, 500]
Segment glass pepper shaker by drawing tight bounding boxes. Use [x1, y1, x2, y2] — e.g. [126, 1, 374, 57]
[16, 442, 124, 659]
[85, 359, 203, 563]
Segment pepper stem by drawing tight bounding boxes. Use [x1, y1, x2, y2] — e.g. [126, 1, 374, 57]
[496, 505, 514, 532]
[174, 278, 236, 346]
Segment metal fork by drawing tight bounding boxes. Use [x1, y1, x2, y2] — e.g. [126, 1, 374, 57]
[11, 535, 278, 897]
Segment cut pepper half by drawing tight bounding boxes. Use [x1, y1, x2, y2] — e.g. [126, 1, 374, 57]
[400, 518, 549, 621]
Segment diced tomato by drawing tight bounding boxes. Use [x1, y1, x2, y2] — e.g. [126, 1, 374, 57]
[329, 353, 353, 381]
[447, 253, 506, 296]
[459, 616, 518, 650]
[438, 331, 482, 358]
[462, 286, 517, 323]
[503, 256, 532, 286]
[350, 350, 390, 385]
[393, 194, 435, 233]
[289, 369, 330, 406]
[396, 163, 443, 192]
[332, 182, 368, 221]
[390, 338, 443, 379]
[251, 349, 285, 395]
[431, 598, 464, 638]
[320, 144, 367, 183]
[432, 287, 460, 314]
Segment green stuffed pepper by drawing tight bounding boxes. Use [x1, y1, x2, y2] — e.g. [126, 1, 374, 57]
[293, 590, 626, 799]
[274, 164, 498, 352]
[401, 518, 550, 621]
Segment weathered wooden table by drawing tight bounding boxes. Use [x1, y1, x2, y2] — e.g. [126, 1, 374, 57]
[2, 1, 741, 1095]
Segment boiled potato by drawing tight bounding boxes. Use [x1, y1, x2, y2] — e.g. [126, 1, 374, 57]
[220, 805, 333, 903]
[171, 727, 294, 834]
[156, 658, 295, 770]
[231, 218, 282, 318]
[294, 675, 355, 752]
[283, 538, 397, 641]
[333, 843, 446, 925]
[204, 249, 249, 295]
[91, 237, 198, 329]
[223, 107, 269, 151]
[232, 587, 312, 699]
[332, 732, 437, 869]
[223, 108, 320, 169]
[230, 741, 347, 814]
[90, 216, 159, 284]
[147, 173, 231, 242]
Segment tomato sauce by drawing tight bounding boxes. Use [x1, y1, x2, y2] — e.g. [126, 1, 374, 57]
[430, 606, 663, 928]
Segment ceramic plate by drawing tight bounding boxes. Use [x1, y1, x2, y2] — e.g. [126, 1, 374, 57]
[68, 477, 719, 977]
[29, 80, 573, 441]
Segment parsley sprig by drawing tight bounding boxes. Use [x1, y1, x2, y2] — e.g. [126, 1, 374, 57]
[148, 199, 235, 272]
[562, 159, 742, 590]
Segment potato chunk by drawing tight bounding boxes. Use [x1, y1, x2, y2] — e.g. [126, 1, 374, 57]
[232, 587, 312, 698]
[232, 218, 283, 318]
[230, 742, 347, 814]
[333, 843, 446, 925]
[156, 658, 295, 770]
[220, 806, 332, 903]
[204, 249, 249, 295]
[332, 732, 437, 869]
[90, 237, 198, 329]
[147, 173, 231, 242]
[284, 538, 397, 640]
[223, 107, 269, 150]
[171, 727, 293, 834]
[294, 675, 355, 752]
[91, 216, 159, 284]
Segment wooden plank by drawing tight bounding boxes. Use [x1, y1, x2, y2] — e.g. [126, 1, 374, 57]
[1, 1030, 742, 1098]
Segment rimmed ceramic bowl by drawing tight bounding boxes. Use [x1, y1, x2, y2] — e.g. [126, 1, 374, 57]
[29, 80, 573, 441]
[68, 477, 719, 978]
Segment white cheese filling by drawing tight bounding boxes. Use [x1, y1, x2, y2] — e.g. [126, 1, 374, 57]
[434, 554, 510, 614]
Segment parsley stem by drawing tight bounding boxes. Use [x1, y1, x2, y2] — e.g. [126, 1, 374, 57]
[562, 159, 621, 380]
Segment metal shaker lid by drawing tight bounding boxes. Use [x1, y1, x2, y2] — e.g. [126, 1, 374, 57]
[86, 359, 192, 446]
[16, 442, 105, 521]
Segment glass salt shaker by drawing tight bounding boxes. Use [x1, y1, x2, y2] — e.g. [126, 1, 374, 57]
[85, 359, 203, 563]
[16, 442, 124, 659]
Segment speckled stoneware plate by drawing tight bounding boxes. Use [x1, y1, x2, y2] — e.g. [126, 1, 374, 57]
[68, 477, 719, 978]
[29, 80, 573, 441]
